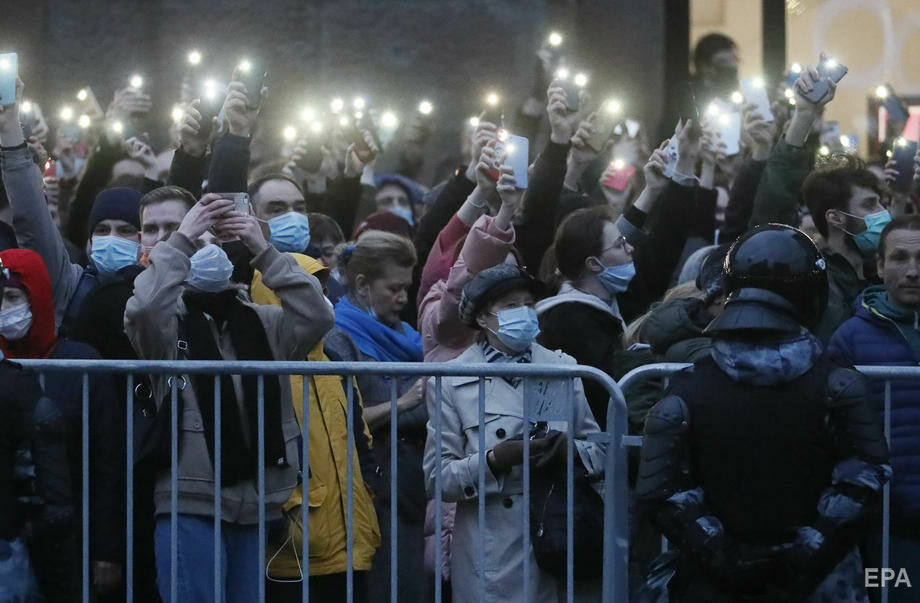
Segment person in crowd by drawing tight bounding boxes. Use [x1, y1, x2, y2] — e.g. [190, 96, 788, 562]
[0, 248, 124, 600]
[637, 224, 891, 601]
[426, 263, 605, 603]
[828, 215, 920, 602]
[304, 212, 347, 303]
[327, 231, 427, 603]
[419, 157, 519, 363]
[0, 353, 74, 602]
[247, 173, 312, 253]
[747, 58, 887, 342]
[374, 173, 424, 227]
[641, 245, 729, 363]
[353, 210, 414, 241]
[251, 253, 380, 603]
[124, 192, 333, 602]
[536, 121, 702, 428]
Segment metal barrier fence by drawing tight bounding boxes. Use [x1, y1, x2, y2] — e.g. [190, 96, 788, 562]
[618, 362, 920, 603]
[14, 358, 629, 603]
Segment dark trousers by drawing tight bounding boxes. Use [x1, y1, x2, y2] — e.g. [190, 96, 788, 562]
[265, 571, 369, 603]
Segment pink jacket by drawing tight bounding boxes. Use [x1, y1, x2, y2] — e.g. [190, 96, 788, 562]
[417, 215, 470, 307]
[419, 214, 515, 363]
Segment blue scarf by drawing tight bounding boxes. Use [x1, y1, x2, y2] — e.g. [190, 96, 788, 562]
[335, 296, 423, 363]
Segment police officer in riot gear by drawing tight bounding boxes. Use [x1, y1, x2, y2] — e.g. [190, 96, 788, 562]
[636, 224, 891, 602]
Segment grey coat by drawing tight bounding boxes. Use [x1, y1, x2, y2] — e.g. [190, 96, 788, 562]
[424, 342, 606, 603]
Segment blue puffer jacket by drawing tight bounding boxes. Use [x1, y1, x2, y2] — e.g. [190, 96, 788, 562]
[828, 286, 920, 533]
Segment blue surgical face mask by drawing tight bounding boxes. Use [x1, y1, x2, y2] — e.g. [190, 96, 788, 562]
[268, 212, 311, 253]
[490, 306, 540, 353]
[592, 259, 636, 295]
[187, 244, 234, 292]
[91, 235, 139, 275]
[839, 209, 891, 257]
[389, 205, 415, 227]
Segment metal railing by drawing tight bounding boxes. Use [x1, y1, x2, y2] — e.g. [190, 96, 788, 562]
[617, 362, 920, 603]
[15, 358, 630, 603]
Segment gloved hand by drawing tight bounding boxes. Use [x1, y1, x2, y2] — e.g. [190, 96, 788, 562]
[533, 430, 568, 473]
[710, 540, 785, 593]
[488, 436, 554, 474]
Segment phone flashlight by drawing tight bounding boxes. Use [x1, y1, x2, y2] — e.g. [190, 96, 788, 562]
[605, 99, 622, 115]
[129, 75, 143, 89]
[339, 116, 350, 127]
[309, 121, 323, 134]
[718, 114, 730, 126]
[381, 111, 398, 129]
[839, 135, 852, 148]
[784, 88, 794, 99]
[171, 105, 184, 123]
[20, 100, 32, 114]
[469, 116, 480, 128]
[790, 63, 802, 74]
[282, 125, 297, 141]
[612, 158, 626, 170]
[819, 145, 830, 156]
[824, 58, 838, 69]
[77, 115, 91, 129]
[330, 98, 344, 114]
[555, 67, 570, 81]
[486, 92, 500, 107]
[352, 97, 366, 110]
[876, 85, 889, 99]
[59, 106, 73, 121]
[706, 103, 720, 117]
[895, 136, 909, 148]
[111, 120, 124, 134]
[76, 89, 88, 102]
[548, 32, 563, 47]
[730, 91, 743, 104]
[0, 57, 10, 71]
[238, 60, 251, 73]
[574, 73, 588, 88]
[188, 50, 202, 66]
[497, 128, 509, 142]
[301, 107, 316, 122]
[418, 100, 433, 115]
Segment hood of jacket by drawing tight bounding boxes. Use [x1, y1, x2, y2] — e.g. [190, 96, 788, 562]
[0, 249, 56, 359]
[710, 331, 823, 386]
[859, 284, 920, 359]
[644, 297, 711, 355]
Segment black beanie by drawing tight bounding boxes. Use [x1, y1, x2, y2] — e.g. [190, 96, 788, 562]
[88, 187, 143, 232]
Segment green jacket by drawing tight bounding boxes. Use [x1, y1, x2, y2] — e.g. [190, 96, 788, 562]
[643, 297, 713, 364]
[814, 250, 867, 343]
[749, 137, 817, 230]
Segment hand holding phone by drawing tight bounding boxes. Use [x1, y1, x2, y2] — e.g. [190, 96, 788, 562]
[801, 56, 847, 105]
[740, 77, 774, 122]
[482, 93, 503, 127]
[212, 193, 250, 242]
[891, 138, 918, 193]
[601, 159, 637, 191]
[234, 59, 265, 109]
[502, 134, 529, 189]
[587, 99, 624, 152]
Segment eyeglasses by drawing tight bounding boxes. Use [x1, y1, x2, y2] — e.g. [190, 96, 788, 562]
[599, 235, 629, 254]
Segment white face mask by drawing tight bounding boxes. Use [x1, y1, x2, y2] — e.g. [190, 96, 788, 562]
[0, 303, 32, 340]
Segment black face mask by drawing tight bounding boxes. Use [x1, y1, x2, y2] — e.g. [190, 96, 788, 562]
[222, 240, 254, 286]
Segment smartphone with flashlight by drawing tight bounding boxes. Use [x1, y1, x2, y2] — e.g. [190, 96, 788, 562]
[482, 96, 503, 127]
[587, 101, 623, 152]
[235, 58, 265, 109]
[740, 77, 774, 122]
[892, 139, 918, 194]
[296, 127, 328, 173]
[602, 161, 637, 191]
[804, 58, 847, 104]
[341, 119, 374, 163]
[878, 84, 909, 124]
[356, 110, 383, 152]
[555, 72, 581, 112]
[502, 134, 529, 189]
[0, 53, 18, 107]
[197, 84, 225, 138]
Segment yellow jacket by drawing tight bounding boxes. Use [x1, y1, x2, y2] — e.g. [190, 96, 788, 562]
[252, 254, 381, 578]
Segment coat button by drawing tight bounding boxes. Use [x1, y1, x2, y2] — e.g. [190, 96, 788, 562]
[193, 421, 201, 429]
[464, 486, 475, 497]
[503, 497, 513, 509]
[496, 428, 506, 439]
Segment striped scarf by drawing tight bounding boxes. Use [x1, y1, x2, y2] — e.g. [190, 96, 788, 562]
[481, 340, 532, 387]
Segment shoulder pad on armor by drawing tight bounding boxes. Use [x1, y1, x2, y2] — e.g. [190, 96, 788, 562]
[644, 395, 690, 436]
[826, 365, 868, 407]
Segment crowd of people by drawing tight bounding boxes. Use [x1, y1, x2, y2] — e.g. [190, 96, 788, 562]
[1, 29, 919, 603]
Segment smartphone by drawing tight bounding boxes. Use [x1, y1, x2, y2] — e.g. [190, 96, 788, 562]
[602, 162, 637, 192]
[219, 192, 250, 214]
[235, 59, 265, 109]
[715, 111, 742, 156]
[296, 128, 328, 173]
[741, 78, 774, 122]
[892, 139, 918, 194]
[482, 104, 503, 128]
[502, 134, 529, 189]
[625, 119, 640, 139]
[197, 86, 225, 138]
[557, 77, 580, 112]
[21, 119, 32, 140]
[804, 59, 848, 104]
[879, 85, 909, 124]
[342, 120, 374, 163]
[587, 107, 622, 152]
[663, 135, 680, 178]
[356, 110, 383, 152]
[0, 53, 18, 107]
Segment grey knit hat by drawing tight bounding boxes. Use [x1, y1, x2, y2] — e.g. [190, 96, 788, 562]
[459, 265, 545, 327]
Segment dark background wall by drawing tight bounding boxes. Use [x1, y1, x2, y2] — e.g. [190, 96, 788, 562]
[1, 0, 674, 182]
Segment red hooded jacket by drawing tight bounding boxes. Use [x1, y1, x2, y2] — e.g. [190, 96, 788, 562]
[0, 249, 57, 358]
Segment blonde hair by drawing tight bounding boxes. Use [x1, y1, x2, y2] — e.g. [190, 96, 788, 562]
[622, 281, 704, 348]
[338, 231, 417, 291]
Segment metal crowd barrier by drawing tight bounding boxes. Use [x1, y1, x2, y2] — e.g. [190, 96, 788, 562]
[16, 358, 629, 603]
[617, 362, 920, 603]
